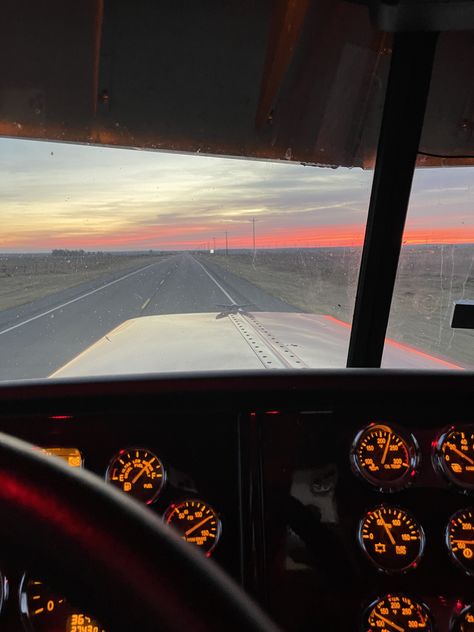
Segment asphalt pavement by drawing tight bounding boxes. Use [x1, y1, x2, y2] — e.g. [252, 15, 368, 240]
[0, 253, 297, 380]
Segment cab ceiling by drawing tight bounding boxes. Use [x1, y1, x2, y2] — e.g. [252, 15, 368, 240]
[0, 0, 472, 168]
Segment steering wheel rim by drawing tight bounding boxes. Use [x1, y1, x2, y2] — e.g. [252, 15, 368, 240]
[0, 431, 279, 632]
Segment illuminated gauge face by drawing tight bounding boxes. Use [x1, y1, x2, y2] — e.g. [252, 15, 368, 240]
[164, 500, 221, 555]
[452, 603, 474, 631]
[446, 509, 474, 575]
[363, 594, 432, 632]
[434, 427, 474, 490]
[106, 447, 166, 504]
[359, 506, 425, 573]
[19, 576, 105, 632]
[351, 423, 419, 490]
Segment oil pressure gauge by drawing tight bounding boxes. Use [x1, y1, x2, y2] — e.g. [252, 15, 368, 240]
[351, 423, 419, 491]
[106, 447, 166, 504]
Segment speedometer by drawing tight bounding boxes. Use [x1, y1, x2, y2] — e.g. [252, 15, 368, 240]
[19, 576, 105, 632]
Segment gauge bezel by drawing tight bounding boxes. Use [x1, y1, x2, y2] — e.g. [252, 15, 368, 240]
[358, 504, 426, 574]
[163, 499, 222, 556]
[432, 425, 474, 492]
[446, 508, 474, 577]
[450, 602, 474, 631]
[350, 422, 420, 492]
[360, 593, 434, 632]
[105, 446, 167, 505]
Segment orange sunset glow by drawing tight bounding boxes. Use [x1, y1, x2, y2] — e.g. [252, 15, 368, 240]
[0, 138, 472, 252]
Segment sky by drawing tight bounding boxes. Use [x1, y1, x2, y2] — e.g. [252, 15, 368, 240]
[0, 137, 473, 252]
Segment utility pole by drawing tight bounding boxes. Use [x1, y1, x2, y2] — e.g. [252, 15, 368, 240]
[252, 217, 256, 255]
[213, 237, 216, 252]
[225, 231, 228, 256]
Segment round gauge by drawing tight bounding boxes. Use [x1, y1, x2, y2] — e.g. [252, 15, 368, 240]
[164, 500, 221, 555]
[351, 423, 419, 491]
[446, 509, 474, 575]
[19, 576, 104, 632]
[106, 447, 166, 504]
[362, 594, 433, 631]
[358, 505, 425, 573]
[433, 427, 474, 490]
[452, 603, 474, 631]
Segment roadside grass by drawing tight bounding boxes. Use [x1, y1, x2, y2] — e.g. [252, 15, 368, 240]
[0, 253, 168, 311]
[201, 246, 474, 368]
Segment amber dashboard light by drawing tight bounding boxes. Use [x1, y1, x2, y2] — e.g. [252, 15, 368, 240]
[362, 594, 433, 632]
[106, 447, 166, 504]
[358, 505, 425, 573]
[446, 509, 474, 576]
[350, 422, 420, 492]
[40, 447, 83, 468]
[432, 426, 474, 491]
[164, 499, 222, 556]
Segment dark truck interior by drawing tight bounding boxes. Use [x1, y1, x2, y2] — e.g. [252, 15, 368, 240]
[0, 1, 473, 631]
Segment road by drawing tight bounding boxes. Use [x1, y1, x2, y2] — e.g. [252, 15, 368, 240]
[0, 253, 298, 380]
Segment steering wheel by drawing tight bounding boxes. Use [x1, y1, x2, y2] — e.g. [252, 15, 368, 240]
[0, 432, 279, 632]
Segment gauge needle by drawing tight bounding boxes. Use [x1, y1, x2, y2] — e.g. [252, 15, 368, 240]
[450, 446, 474, 465]
[381, 433, 392, 465]
[378, 512, 396, 545]
[452, 540, 474, 544]
[132, 460, 152, 484]
[373, 612, 404, 632]
[185, 515, 212, 537]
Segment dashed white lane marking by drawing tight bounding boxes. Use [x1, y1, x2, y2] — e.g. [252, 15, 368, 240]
[192, 257, 237, 305]
[0, 261, 162, 336]
[141, 298, 151, 310]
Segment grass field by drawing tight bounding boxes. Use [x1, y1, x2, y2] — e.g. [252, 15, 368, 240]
[201, 245, 474, 368]
[0, 252, 167, 311]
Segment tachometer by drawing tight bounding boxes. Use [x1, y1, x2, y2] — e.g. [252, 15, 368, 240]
[351, 423, 419, 491]
[164, 500, 221, 555]
[358, 505, 425, 573]
[362, 594, 433, 631]
[19, 576, 105, 632]
[446, 508, 474, 575]
[433, 426, 474, 490]
[106, 447, 166, 504]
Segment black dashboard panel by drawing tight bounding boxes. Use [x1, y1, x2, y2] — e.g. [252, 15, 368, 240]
[0, 370, 471, 631]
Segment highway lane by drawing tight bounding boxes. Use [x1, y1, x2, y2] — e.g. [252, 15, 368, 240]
[0, 253, 297, 380]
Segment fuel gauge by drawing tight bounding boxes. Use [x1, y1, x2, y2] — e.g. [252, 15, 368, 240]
[106, 447, 166, 504]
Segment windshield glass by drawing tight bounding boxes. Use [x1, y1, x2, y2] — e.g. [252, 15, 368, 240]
[383, 166, 474, 370]
[0, 138, 471, 379]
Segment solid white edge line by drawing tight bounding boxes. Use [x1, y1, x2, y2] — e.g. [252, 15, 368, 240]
[0, 261, 161, 336]
[192, 257, 237, 305]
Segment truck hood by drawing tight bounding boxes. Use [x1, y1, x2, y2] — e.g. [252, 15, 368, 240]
[51, 312, 461, 378]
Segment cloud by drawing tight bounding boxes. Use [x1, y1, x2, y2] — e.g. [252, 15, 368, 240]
[0, 138, 472, 251]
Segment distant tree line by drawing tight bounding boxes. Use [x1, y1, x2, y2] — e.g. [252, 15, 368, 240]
[51, 249, 107, 257]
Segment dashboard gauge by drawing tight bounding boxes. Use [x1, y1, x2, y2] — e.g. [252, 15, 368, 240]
[362, 594, 433, 632]
[358, 505, 425, 573]
[433, 427, 474, 490]
[19, 576, 105, 632]
[446, 509, 474, 575]
[106, 447, 166, 504]
[351, 423, 419, 491]
[164, 500, 221, 555]
[452, 603, 474, 631]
